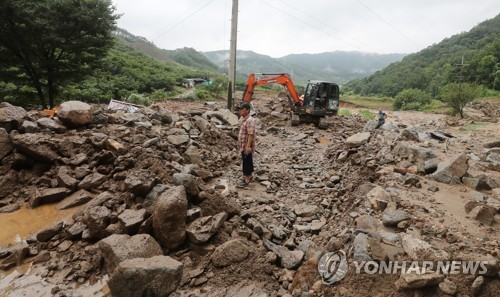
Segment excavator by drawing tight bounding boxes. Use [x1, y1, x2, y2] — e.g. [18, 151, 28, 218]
[240, 73, 339, 128]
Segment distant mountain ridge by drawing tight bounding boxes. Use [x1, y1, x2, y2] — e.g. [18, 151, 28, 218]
[203, 50, 405, 84]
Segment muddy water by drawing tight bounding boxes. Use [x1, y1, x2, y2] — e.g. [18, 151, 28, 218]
[0, 203, 79, 245]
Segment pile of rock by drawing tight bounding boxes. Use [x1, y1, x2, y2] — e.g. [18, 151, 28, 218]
[0, 100, 242, 295]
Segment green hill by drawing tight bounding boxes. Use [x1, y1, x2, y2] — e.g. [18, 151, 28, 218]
[345, 14, 500, 97]
[115, 28, 219, 72]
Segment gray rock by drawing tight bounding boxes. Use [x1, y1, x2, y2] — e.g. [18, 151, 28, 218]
[467, 205, 496, 225]
[345, 132, 371, 148]
[291, 133, 308, 141]
[31, 188, 72, 207]
[0, 102, 26, 132]
[36, 117, 67, 133]
[192, 115, 211, 133]
[393, 142, 436, 162]
[124, 169, 156, 196]
[56, 101, 93, 127]
[483, 140, 500, 148]
[353, 233, 372, 261]
[36, 222, 63, 242]
[395, 272, 444, 290]
[382, 209, 410, 227]
[152, 186, 188, 249]
[399, 128, 419, 142]
[355, 214, 381, 232]
[430, 153, 469, 184]
[82, 205, 111, 239]
[186, 212, 227, 244]
[57, 189, 94, 210]
[293, 204, 319, 217]
[66, 221, 86, 240]
[0, 128, 13, 160]
[462, 176, 492, 191]
[173, 173, 200, 197]
[424, 159, 439, 174]
[167, 134, 190, 145]
[399, 233, 449, 261]
[208, 109, 239, 126]
[439, 278, 457, 295]
[0, 204, 20, 213]
[10, 133, 59, 163]
[98, 234, 163, 273]
[471, 276, 484, 296]
[20, 120, 39, 133]
[143, 184, 168, 215]
[118, 209, 147, 234]
[56, 167, 79, 190]
[108, 255, 182, 297]
[78, 172, 107, 190]
[210, 239, 250, 267]
[366, 186, 396, 211]
[486, 152, 500, 171]
[263, 239, 304, 269]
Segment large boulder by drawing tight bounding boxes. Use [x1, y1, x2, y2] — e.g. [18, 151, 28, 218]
[486, 152, 500, 172]
[430, 153, 469, 184]
[206, 109, 239, 126]
[0, 128, 13, 160]
[393, 142, 436, 162]
[210, 239, 250, 267]
[186, 212, 227, 244]
[31, 188, 72, 207]
[56, 101, 93, 127]
[108, 256, 182, 297]
[36, 117, 67, 133]
[399, 233, 449, 261]
[152, 186, 188, 249]
[345, 132, 371, 148]
[173, 173, 200, 197]
[10, 133, 59, 163]
[0, 102, 26, 132]
[395, 272, 444, 290]
[98, 234, 163, 273]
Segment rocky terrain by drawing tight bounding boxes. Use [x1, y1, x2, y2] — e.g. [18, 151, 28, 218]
[0, 95, 499, 297]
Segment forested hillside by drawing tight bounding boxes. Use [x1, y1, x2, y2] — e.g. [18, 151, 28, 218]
[345, 14, 500, 97]
[1, 37, 221, 107]
[203, 50, 405, 85]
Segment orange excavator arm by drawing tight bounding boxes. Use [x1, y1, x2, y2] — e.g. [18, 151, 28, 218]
[242, 73, 301, 105]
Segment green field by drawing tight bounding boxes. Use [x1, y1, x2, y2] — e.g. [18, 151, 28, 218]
[341, 95, 393, 110]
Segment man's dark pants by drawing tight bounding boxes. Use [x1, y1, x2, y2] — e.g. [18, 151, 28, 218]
[242, 152, 254, 177]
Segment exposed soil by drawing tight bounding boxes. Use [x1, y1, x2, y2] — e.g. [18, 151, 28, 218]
[0, 93, 499, 296]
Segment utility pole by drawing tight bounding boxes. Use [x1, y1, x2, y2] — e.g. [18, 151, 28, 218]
[227, 0, 239, 110]
[455, 55, 469, 118]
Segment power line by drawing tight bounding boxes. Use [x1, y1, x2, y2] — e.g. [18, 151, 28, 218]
[274, 0, 370, 49]
[259, 0, 365, 52]
[356, 0, 421, 47]
[151, 0, 218, 42]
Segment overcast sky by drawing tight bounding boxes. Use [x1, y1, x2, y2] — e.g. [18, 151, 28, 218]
[112, 0, 499, 58]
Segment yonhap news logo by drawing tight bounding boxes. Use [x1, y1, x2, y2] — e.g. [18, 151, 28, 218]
[318, 250, 348, 285]
[318, 249, 492, 285]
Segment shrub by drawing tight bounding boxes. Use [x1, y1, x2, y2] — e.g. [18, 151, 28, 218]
[393, 89, 432, 111]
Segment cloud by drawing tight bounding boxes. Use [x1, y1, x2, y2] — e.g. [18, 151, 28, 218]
[112, 0, 499, 57]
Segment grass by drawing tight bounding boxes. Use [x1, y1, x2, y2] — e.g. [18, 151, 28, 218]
[341, 95, 393, 110]
[359, 109, 375, 120]
[338, 108, 352, 117]
[464, 121, 489, 132]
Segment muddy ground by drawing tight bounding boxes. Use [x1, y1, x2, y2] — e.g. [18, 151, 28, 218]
[0, 93, 499, 297]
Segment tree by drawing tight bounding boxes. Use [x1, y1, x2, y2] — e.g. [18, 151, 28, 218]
[0, 0, 118, 109]
[393, 89, 432, 111]
[440, 83, 480, 118]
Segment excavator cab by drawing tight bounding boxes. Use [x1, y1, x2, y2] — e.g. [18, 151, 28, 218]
[301, 81, 339, 116]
